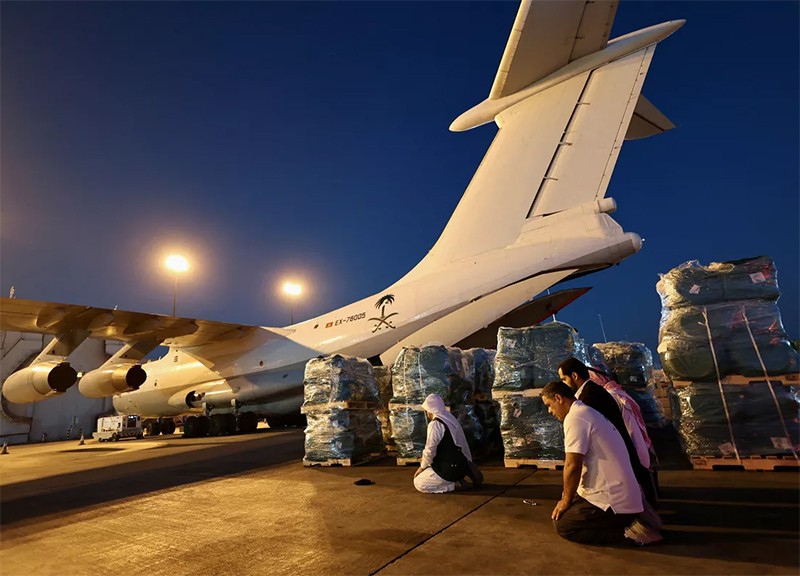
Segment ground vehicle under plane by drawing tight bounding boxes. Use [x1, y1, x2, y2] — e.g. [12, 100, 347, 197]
[0, 0, 683, 431]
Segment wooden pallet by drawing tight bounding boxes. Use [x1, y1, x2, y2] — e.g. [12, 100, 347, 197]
[303, 453, 384, 467]
[396, 457, 422, 466]
[690, 454, 799, 471]
[504, 458, 564, 470]
[673, 373, 799, 389]
[491, 388, 543, 399]
[300, 401, 383, 414]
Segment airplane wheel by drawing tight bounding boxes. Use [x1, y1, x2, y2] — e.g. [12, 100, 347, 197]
[209, 414, 225, 436]
[112, 433, 119, 442]
[147, 422, 162, 436]
[161, 420, 176, 435]
[183, 416, 199, 438]
[197, 416, 210, 437]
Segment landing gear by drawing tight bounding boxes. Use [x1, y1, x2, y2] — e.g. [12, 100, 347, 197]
[160, 419, 176, 435]
[209, 413, 236, 436]
[183, 415, 210, 438]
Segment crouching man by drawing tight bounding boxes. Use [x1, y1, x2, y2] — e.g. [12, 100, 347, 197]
[541, 381, 662, 546]
[413, 393, 483, 493]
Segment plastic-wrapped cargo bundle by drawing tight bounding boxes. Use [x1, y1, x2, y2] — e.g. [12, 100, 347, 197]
[494, 322, 588, 391]
[674, 382, 800, 458]
[391, 345, 464, 405]
[656, 256, 780, 309]
[463, 348, 496, 397]
[659, 301, 799, 381]
[389, 406, 428, 458]
[625, 387, 669, 429]
[373, 366, 395, 452]
[302, 355, 380, 406]
[474, 400, 502, 453]
[593, 342, 653, 388]
[373, 365, 393, 407]
[451, 404, 483, 453]
[498, 395, 565, 460]
[304, 408, 384, 462]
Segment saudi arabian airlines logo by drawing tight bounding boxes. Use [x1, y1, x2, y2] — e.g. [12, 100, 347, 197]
[369, 294, 398, 333]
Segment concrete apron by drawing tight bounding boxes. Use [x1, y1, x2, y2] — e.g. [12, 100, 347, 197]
[0, 432, 798, 576]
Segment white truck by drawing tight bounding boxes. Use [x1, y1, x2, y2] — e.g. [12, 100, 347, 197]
[93, 415, 144, 442]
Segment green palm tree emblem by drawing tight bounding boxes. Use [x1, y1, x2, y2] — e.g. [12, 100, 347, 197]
[369, 293, 398, 332]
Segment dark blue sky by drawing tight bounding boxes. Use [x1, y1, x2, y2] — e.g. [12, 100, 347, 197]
[2, 1, 798, 358]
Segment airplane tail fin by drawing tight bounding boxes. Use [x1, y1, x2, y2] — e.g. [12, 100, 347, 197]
[404, 32, 674, 280]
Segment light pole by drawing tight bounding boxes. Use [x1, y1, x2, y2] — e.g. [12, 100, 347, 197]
[165, 254, 190, 316]
[282, 281, 303, 324]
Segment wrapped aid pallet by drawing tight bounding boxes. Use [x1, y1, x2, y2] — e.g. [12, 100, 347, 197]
[302, 355, 384, 466]
[389, 345, 487, 462]
[593, 342, 669, 428]
[656, 257, 800, 469]
[495, 322, 588, 467]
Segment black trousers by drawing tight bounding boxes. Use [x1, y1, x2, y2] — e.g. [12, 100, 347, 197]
[553, 496, 637, 546]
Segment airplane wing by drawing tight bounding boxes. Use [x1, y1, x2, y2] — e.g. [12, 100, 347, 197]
[0, 297, 287, 347]
[490, 0, 618, 99]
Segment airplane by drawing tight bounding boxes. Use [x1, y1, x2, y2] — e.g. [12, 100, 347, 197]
[0, 0, 683, 435]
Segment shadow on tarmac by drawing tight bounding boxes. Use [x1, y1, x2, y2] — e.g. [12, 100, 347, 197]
[0, 430, 304, 527]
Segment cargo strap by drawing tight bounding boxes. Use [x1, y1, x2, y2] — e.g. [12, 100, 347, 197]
[701, 306, 741, 462]
[740, 305, 798, 459]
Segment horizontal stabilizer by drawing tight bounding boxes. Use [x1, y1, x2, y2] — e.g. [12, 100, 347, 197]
[491, 0, 618, 99]
[625, 94, 675, 140]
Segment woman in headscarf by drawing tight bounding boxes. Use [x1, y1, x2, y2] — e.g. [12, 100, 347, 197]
[413, 393, 483, 493]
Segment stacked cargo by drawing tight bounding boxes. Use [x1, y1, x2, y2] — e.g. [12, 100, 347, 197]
[656, 257, 800, 465]
[389, 345, 485, 462]
[301, 355, 384, 465]
[373, 365, 396, 455]
[463, 348, 501, 456]
[494, 322, 588, 466]
[592, 342, 668, 428]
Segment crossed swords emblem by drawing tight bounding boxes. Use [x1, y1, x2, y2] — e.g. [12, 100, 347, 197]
[369, 293, 398, 333]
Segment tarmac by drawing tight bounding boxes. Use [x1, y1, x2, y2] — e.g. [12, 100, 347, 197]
[0, 429, 798, 576]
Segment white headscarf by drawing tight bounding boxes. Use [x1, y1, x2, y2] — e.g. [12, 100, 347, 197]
[422, 393, 472, 461]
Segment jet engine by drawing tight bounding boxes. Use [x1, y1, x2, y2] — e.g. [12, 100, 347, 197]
[2, 361, 78, 404]
[78, 364, 147, 398]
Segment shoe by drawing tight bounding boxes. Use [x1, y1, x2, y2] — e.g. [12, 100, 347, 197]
[624, 519, 664, 546]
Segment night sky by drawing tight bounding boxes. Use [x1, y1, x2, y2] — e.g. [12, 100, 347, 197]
[2, 1, 798, 359]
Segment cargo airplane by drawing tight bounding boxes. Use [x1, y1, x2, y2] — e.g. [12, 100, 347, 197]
[0, 0, 682, 435]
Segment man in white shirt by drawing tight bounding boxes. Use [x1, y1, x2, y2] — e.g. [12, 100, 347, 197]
[541, 381, 662, 546]
[413, 394, 483, 493]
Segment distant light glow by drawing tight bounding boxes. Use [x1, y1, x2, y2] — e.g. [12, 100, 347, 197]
[282, 281, 303, 297]
[165, 254, 190, 273]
